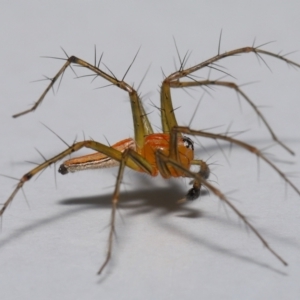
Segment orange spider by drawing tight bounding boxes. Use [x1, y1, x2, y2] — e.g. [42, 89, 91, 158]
[2, 43, 300, 274]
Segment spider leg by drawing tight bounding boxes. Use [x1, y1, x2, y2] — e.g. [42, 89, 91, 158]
[173, 126, 300, 196]
[97, 149, 127, 275]
[166, 46, 300, 82]
[164, 45, 300, 154]
[160, 79, 179, 133]
[0, 140, 154, 217]
[97, 148, 154, 274]
[170, 79, 294, 155]
[156, 149, 288, 266]
[13, 55, 153, 149]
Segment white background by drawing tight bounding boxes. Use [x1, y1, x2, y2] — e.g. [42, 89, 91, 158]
[0, 1, 300, 299]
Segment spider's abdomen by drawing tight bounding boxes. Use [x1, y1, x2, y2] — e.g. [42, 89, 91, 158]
[141, 133, 194, 178]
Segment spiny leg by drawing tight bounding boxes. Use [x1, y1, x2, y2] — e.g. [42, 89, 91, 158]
[97, 147, 157, 274]
[0, 140, 154, 217]
[170, 78, 294, 155]
[13, 53, 153, 148]
[155, 150, 288, 266]
[173, 126, 300, 196]
[97, 149, 126, 275]
[160, 80, 179, 133]
[166, 46, 300, 82]
[163, 45, 300, 154]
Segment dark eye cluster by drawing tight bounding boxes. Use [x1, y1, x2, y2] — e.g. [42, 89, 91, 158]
[182, 136, 194, 150]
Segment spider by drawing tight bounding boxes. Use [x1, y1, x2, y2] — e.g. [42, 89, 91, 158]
[1, 41, 300, 275]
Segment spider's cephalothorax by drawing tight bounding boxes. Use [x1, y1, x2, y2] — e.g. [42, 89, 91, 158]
[2, 43, 300, 274]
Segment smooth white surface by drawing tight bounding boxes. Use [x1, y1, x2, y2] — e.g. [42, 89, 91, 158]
[0, 1, 300, 299]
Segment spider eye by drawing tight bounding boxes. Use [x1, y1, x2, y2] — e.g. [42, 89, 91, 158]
[182, 136, 194, 150]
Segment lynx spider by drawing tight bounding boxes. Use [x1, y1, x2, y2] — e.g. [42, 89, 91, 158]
[2, 39, 300, 275]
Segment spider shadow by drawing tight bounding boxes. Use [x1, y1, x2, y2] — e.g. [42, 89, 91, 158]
[1, 165, 290, 275]
[0, 178, 203, 247]
[59, 179, 288, 275]
[59, 179, 207, 218]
